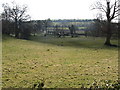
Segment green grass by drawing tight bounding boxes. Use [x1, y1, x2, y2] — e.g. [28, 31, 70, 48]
[2, 35, 118, 88]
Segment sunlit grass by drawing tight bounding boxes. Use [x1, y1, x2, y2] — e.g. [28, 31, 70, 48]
[2, 35, 118, 88]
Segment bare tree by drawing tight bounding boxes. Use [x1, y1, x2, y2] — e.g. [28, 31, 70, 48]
[93, 0, 120, 46]
[2, 2, 30, 38]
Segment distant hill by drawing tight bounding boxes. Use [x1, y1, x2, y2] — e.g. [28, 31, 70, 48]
[52, 19, 94, 23]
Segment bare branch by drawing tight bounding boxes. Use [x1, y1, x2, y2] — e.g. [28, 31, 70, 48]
[110, 0, 117, 20]
[110, 4, 115, 9]
[92, 1, 108, 14]
[113, 13, 120, 19]
[18, 7, 27, 19]
[115, 9, 120, 12]
[111, 0, 119, 8]
[118, 5, 120, 8]
[19, 15, 30, 21]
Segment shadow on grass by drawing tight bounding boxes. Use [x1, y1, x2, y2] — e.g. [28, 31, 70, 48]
[29, 35, 118, 50]
[2, 35, 15, 41]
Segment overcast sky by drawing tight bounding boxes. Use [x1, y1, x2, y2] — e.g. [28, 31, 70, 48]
[0, 0, 101, 20]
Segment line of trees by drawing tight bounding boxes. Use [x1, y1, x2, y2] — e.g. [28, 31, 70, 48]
[1, 0, 119, 46]
[86, 19, 118, 38]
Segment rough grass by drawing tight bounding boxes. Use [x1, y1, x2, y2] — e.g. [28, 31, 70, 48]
[2, 35, 118, 88]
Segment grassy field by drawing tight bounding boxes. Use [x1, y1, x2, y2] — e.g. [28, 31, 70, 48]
[2, 35, 118, 88]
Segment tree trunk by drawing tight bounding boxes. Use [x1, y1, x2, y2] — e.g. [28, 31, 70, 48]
[15, 19, 19, 38]
[104, 21, 112, 46]
[104, 32, 111, 45]
[15, 30, 19, 38]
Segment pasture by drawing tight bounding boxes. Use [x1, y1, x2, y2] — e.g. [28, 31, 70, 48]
[2, 35, 118, 88]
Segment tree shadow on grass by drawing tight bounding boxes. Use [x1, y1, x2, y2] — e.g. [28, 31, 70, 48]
[2, 35, 15, 42]
[29, 35, 118, 50]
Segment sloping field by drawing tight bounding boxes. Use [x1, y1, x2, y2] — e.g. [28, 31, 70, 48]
[2, 35, 118, 88]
